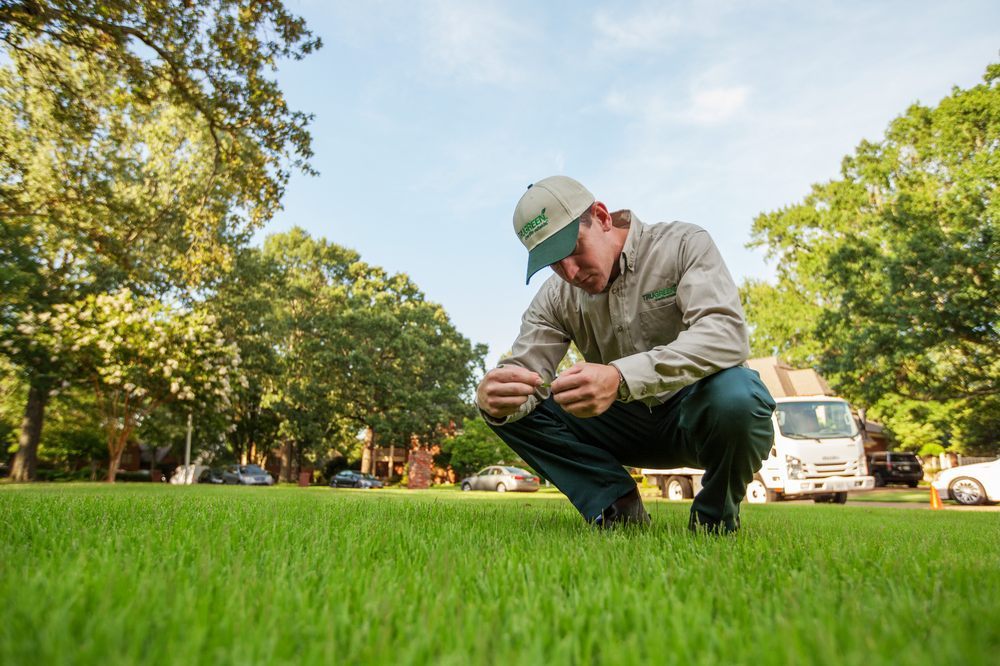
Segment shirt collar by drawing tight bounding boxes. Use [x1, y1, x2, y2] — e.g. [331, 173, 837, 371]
[612, 209, 643, 274]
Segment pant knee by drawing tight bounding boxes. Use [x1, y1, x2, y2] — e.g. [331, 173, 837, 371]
[701, 368, 773, 424]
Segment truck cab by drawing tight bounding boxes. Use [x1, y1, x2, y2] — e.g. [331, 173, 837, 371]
[751, 396, 874, 502]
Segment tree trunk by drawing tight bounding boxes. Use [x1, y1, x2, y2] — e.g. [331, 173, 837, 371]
[280, 438, 294, 483]
[105, 424, 132, 483]
[106, 447, 124, 483]
[361, 428, 374, 475]
[10, 381, 49, 482]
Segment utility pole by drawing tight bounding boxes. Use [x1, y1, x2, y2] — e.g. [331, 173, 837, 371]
[184, 412, 193, 483]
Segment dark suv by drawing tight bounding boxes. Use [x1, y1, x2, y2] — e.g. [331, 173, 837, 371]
[868, 451, 924, 487]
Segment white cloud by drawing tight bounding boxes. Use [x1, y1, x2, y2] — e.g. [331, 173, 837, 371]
[687, 86, 749, 124]
[592, 2, 737, 52]
[592, 7, 684, 51]
[604, 83, 750, 127]
[420, 0, 531, 86]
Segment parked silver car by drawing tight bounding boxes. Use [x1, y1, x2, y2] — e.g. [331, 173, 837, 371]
[222, 464, 274, 486]
[460, 466, 540, 493]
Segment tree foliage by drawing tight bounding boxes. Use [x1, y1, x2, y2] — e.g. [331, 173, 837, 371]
[0, 0, 320, 193]
[746, 63, 999, 454]
[28, 289, 242, 480]
[1, 1, 319, 479]
[207, 229, 487, 478]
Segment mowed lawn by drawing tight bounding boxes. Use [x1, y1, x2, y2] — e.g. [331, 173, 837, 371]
[1, 485, 997, 666]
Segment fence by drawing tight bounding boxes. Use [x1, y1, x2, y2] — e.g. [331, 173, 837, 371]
[922, 453, 999, 475]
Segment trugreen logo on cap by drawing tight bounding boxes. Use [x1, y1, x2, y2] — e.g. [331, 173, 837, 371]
[518, 208, 549, 241]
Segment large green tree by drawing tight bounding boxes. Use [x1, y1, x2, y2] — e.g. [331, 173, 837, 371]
[0, 0, 319, 186]
[1, 1, 317, 480]
[28, 289, 242, 480]
[206, 246, 285, 467]
[327, 262, 486, 475]
[208, 229, 486, 480]
[746, 63, 999, 454]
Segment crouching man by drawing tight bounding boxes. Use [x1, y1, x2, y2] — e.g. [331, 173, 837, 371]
[476, 176, 775, 533]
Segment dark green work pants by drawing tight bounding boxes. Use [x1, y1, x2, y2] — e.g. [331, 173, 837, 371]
[487, 367, 776, 532]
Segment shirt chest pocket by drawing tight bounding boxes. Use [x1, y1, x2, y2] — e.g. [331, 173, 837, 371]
[637, 298, 683, 347]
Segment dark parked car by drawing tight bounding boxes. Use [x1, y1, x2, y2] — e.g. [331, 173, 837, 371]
[222, 464, 274, 486]
[868, 451, 924, 487]
[460, 466, 540, 493]
[329, 470, 383, 489]
[198, 467, 225, 484]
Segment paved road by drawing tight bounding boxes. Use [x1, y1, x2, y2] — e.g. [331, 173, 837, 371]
[849, 500, 1000, 511]
[847, 486, 1000, 511]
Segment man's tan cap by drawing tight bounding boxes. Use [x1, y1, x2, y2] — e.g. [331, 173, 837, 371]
[513, 175, 595, 284]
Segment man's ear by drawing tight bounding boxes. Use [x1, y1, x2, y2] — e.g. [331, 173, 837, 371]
[592, 201, 612, 230]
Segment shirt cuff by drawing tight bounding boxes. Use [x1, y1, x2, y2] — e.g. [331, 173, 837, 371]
[479, 408, 510, 426]
[608, 361, 633, 402]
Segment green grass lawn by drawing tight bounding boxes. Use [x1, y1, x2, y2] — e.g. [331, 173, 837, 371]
[1, 485, 997, 665]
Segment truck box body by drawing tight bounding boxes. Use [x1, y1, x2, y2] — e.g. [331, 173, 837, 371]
[642, 359, 874, 503]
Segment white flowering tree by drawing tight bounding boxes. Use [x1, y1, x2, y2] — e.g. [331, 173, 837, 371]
[23, 289, 245, 481]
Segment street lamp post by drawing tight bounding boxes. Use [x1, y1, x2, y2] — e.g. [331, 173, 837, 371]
[184, 412, 193, 483]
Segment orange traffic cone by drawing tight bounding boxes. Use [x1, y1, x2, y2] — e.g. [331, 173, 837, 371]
[929, 485, 943, 510]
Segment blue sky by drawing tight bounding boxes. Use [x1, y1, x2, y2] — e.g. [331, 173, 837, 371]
[263, 0, 999, 369]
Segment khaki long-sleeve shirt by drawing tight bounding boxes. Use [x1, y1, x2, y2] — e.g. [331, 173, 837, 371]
[487, 210, 749, 424]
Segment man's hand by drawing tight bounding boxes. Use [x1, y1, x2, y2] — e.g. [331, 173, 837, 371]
[550, 362, 620, 418]
[476, 366, 542, 420]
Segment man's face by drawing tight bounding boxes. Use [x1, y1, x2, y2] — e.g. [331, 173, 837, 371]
[550, 215, 619, 295]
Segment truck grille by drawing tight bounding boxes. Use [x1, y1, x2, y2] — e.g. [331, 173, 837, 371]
[805, 459, 858, 478]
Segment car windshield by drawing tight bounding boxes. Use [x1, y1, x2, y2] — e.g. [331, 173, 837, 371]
[240, 465, 265, 474]
[503, 467, 530, 475]
[360, 474, 377, 481]
[776, 401, 858, 439]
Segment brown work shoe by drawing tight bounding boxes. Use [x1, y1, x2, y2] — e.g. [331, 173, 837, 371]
[595, 487, 651, 529]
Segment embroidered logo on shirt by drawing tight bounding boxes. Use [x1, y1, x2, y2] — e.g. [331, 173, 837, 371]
[518, 208, 549, 241]
[642, 286, 677, 302]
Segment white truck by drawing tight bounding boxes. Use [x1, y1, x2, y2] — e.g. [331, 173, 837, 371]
[643, 359, 875, 504]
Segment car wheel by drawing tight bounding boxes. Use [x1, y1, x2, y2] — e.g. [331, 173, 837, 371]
[949, 477, 987, 505]
[496, 482, 507, 493]
[665, 475, 693, 501]
[907, 481, 919, 488]
[745, 477, 775, 504]
[461, 482, 472, 492]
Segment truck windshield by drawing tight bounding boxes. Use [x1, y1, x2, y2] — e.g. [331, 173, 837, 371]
[776, 401, 859, 439]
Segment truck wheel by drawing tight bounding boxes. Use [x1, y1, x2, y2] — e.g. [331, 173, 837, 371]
[873, 473, 885, 487]
[745, 477, 775, 504]
[907, 481, 919, 488]
[832, 492, 848, 504]
[665, 476, 693, 501]
[949, 477, 986, 505]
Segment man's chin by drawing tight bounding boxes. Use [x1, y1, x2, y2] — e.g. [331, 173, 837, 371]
[579, 280, 608, 295]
